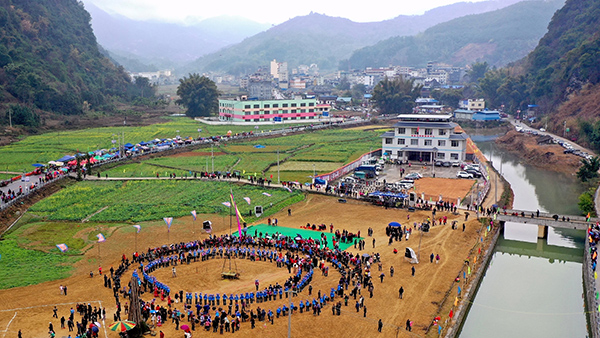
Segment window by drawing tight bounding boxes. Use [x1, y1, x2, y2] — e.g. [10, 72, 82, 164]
[451, 140, 459, 147]
[245, 111, 250, 115]
[424, 140, 432, 146]
[253, 104, 259, 109]
[264, 104, 270, 108]
[282, 110, 288, 114]
[439, 129, 447, 136]
[438, 140, 446, 147]
[300, 103, 306, 107]
[398, 139, 405, 145]
[411, 128, 419, 134]
[273, 104, 279, 108]
[451, 153, 459, 160]
[309, 103, 314, 107]
[244, 105, 251, 109]
[253, 118, 260, 122]
[437, 153, 445, 159]
[291, 103, 297, 107]
[398, 128, 405, 134]
[283, 104, 288, 107]
[424, 128, 432, 136]
[411, 139, 419, 145]
[309, 109, 314, 112]
[385, 138, 393, 144]
[291, 117, 297, 120]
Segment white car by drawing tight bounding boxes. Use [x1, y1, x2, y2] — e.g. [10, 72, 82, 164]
[457, 171, 474, 179]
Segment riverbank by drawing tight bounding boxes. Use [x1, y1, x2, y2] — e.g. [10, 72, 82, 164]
[495, 130, 581, 174]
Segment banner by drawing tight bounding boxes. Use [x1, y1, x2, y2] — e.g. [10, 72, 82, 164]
[96, 233, 106, 243]
[262, 192, 272, 197]
[56, 243, 69, 252]
[191, 210, 197, 221]
[222, 202, 231, 207]
[230, 192, 242, 236]
[163, 217, 173, 231]
[243, 197, 251, 205]
[133, 225, 141, 233]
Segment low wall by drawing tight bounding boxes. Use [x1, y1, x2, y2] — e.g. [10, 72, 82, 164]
[583, 235, 600, 338]
[315, 149, 382, 183]
[444, 221, 501, 338]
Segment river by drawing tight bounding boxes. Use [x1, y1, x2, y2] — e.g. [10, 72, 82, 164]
[458, 136, 588, 338]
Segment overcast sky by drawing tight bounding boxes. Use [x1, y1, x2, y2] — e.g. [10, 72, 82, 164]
[83, 0, 488, 24]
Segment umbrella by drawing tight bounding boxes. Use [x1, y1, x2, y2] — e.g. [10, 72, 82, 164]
[362, 253, 370, 258]
[388, 222, 402, 227]
[181, 324, 190, 331]
[32, 163, 45, 167]
[108, 320, 136, 332]
[91, 326, 99, 333]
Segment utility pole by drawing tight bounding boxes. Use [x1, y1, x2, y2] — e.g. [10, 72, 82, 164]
[8, 109, 11, 128]
[211, 144, 214, 173]
[277, 148, 280, 184]
[563, 120, 567, 138]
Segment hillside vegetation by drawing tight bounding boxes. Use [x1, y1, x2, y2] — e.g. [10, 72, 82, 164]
[0, 0, 142, 121]
[347, 0, 564, 69]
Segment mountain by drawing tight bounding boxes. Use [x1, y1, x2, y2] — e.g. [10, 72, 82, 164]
[347, 0, 565, 69]
[84, 2, 271, 67]
[0, 0, 135, 118]
[180, 0, 524, 75]
[516, 0, 600, 147]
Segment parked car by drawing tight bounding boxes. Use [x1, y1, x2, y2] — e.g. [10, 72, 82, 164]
[435, 160, 444, 167]
[442, 161, 452, 167]
[405, 173, 422, 180]
[457, 171, 474, 179]
[465, 169, 482, 178]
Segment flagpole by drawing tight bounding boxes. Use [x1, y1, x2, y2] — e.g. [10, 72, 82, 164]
[135, 231, 137, 253]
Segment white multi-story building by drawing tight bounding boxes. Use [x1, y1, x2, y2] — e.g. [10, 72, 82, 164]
[380, 114, 469, 163]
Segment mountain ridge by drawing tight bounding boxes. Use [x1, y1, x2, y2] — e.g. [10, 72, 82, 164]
[179, 0, 524, 74]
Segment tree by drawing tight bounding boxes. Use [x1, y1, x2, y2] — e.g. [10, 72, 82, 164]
[176, 74, 219, 118]
[576, 156, 600, 182]
[578, 188, 596, 216]
[372, 76, 423, 115]
[466, 62, 489, 83]
[431, 88, 463, 109]
[351, 84, 367, 101]
[134, 76, 155, 98]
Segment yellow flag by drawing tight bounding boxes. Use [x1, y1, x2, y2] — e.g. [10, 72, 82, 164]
[474, 256, 477, 264]
[243, 170, 246, 174]
[454, 297, 458, 306]
[468, 266, 471, 275]
[236, 204, 246, 224]
[595, 271, 598, 280]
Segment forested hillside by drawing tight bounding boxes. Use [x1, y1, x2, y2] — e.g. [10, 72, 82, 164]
[346, 0, 564, 69]
[470, 0, 600, 151]
[0, 0, 139, 122]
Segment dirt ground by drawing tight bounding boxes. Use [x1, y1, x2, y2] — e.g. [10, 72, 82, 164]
[412, 177, 475, 203]
[0, 194, 486, 338]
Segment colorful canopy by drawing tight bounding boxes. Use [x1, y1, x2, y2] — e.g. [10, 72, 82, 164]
[108, 320, 136, 332]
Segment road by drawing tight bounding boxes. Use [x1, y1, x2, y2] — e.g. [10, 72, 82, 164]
[509, 117, 596, 155]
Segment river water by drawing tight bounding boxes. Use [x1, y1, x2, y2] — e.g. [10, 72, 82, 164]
[458, 136, 588, 338]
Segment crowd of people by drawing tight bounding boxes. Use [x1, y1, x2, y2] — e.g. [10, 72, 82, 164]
[99, 228, 414, 337]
